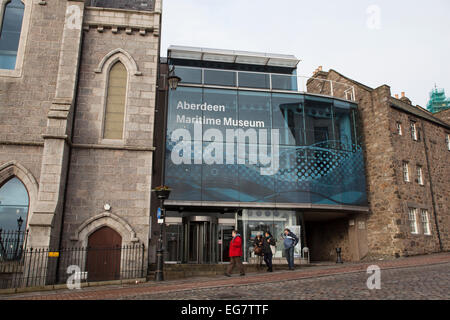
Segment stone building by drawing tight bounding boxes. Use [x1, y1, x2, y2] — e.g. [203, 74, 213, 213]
[0, 0, 161, 281]
[307, 68, 450, 259]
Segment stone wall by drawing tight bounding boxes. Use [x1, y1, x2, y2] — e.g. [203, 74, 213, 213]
[307, 69, 449, 258]
[434, 109, 450, 124]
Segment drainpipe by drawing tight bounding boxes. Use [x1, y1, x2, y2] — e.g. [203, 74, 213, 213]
[420, 121, 443, 251]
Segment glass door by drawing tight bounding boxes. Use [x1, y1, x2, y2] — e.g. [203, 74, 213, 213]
[183, 216, 217, 264]
[217, 225, 234, 263]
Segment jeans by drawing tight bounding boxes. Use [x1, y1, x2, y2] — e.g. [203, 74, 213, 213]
[264, 252, 273, 270]
[285, 246, 295, 269]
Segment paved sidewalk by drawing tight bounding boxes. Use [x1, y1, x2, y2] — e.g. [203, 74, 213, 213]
[1, 252, 449, 300]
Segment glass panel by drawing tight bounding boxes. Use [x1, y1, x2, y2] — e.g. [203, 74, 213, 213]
[238, 71, 270, 89]
[204, 69, 236, 87]
[0, 177, 29, 231]
[272, 93, 305, 146]
[333, 100, 355, 151]
[175, 66, 202, 84]
[238, 91, 271, 126]
[304, 96, 334, 148]
[271, 74, 297, 91]
[0, 0, 24, 70]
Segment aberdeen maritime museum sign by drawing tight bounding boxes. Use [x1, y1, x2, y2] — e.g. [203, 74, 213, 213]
[176, 100, 266, 128]
[165, 86, 368, 206]
[171, 100, 280, 176]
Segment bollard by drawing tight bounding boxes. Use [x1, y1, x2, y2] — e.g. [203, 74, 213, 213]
[336, 247, 343, 264]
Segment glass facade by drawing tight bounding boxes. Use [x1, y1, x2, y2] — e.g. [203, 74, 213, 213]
[165, 85, 367, 207]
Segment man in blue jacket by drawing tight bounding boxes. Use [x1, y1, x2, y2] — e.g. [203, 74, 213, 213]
[283, 228, 299, 270]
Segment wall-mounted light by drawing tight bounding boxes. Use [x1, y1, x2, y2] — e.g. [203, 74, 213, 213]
[167, 66, 181, 90]
[104, 203, 111, 211]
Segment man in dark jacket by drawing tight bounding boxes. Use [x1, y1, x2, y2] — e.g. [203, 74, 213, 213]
[262, 231, 274, 272]
[283, 228, 299, 270]
[225, 230, 245, 277]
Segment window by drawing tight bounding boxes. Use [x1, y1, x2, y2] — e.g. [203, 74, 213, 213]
[396, 122, 402, 135]
[410, 121, 417, 141]
[417, 166, 424, 185]
[421, 209, 431, 235]
[446, 134, 450, 151]
[0, 177, 29, 230]
[408, 208, 418, 234]
[403, 162, 410, 182]
[0, 0, 25, 70]
[103, 61, 127, 139]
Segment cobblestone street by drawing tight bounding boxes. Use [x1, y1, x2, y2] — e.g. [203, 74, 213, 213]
[123, 262, 449, 300]
[1, 253, 449, 300]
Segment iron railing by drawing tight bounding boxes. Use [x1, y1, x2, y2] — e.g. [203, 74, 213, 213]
[0, 244, 146, 289]
[0, 229, 28, 262]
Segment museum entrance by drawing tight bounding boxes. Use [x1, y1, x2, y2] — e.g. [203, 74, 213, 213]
[183, 216, 217, 264]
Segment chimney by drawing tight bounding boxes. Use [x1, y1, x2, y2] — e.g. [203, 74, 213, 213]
[395, 94, 399, 99]
[318, 66, 323, 72]
[400, 92, 412, 105]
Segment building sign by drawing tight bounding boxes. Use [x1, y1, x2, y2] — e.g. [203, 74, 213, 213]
[165, 86, 368, 206]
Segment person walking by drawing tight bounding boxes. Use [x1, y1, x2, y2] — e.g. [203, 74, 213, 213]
[253, 234, 264, 269]
[283, 228, 299, 270]
[225, 230, 245, 277]
[262, 231, 274, 272]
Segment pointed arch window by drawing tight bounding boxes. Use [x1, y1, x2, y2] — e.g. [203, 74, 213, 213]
[0, 0, 25, 70]
[103, 61, 128, 140]
[0, 177, 29, 231]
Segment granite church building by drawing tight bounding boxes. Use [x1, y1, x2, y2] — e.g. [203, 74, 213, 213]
[0, 0, 448, 286]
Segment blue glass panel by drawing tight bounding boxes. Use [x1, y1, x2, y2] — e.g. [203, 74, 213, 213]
[238, 91, 271, 128]
[201, 142, 239, 202]
[167, 87, 203, 142]
[237, 143, 275, 203]
[0, 0, 24, 70]
[202, 88, 237, 139]
[271, 74, 297, 91]
[272, 93, 305, 146]
[204, 69, 236, 87]
[304, 96, 334, 147]
[238, 72, 270, 89]
[175, 66, 202, 84]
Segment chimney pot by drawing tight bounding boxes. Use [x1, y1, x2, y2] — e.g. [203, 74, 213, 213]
[395, 94, 399, 99]
[318, 66, 323, 71]
[401, 92, 405, 98]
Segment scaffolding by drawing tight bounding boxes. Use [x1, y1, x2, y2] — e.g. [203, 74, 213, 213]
[427, 86, 450, 113]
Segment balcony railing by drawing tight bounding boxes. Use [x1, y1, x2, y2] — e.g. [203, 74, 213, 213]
[173, 66, 356, 101]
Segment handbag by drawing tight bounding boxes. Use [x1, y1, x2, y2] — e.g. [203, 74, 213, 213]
[254, 246, 262, 256]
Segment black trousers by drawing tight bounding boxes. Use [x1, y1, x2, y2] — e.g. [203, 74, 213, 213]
[263, 251, 273, 270]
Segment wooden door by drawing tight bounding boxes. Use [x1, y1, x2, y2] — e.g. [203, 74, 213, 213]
[87, 226, 122, 281]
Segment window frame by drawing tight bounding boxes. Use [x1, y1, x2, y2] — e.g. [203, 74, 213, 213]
[408, 207, 418, 234]
[0, 0, 31, 78]
[417, 165, 424, 185]
[396, 122, 402, 135]
[446, 133, 450, 151]
[402, 161, 410, 182]
[420, 209, 431, 235]
[410, 121, 418, 141]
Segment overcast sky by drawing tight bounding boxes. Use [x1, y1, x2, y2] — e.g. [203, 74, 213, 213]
[160, 0, 450, 108]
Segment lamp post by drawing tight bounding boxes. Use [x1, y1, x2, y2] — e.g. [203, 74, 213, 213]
[153, 186, 171, 281]
[15, 216, 23, 259]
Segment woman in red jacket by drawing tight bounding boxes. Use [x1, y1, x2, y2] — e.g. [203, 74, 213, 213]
[225, 230, 245, 277]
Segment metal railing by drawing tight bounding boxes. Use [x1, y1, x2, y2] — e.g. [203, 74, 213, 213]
[173, 66, 356, 101]
[0, 244, 146, 289]
[0, 229, 28, 262]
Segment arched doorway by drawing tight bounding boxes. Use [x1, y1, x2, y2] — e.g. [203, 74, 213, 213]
[87, 226, 122, 281]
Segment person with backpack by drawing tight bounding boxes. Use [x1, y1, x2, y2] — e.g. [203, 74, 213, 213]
[262, 231, 275, 272]
[282, 228, 299, 270]
[225, 230, 245, 277]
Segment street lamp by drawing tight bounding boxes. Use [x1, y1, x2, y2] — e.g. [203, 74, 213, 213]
[15, 216, 23, 259]
[153, 186, 171, 281]
[167, 66, 181, 90]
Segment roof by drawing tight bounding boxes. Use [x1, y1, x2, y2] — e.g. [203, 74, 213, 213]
[325, 69, 450, 129]
[168, 45, 300, 68]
